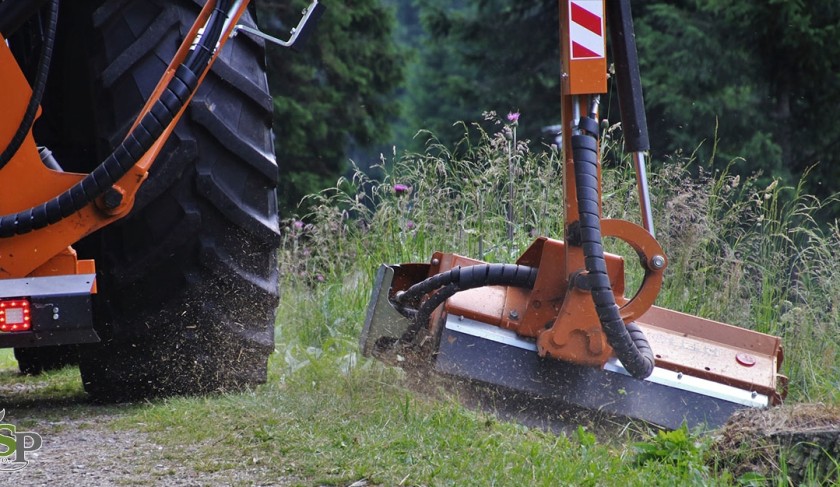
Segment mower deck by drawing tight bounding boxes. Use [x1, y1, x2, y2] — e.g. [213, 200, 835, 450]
[438, 316, 756, 430]
[361, 265, 784, 430]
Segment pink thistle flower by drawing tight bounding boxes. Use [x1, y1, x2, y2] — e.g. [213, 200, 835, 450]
[406, 220, 415, 230]
[506, 112, 520, 123]
[293, 220, 304, 230]
[393, 183, 410, 195]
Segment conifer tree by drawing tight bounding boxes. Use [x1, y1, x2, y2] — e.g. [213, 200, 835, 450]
[258, 0, 405, 210]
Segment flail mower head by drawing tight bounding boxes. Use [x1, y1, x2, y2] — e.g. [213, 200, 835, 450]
[360, 0, 786, 430]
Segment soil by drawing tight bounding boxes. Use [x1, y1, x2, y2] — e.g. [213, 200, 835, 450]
[0, 376, 294, 486]
[1, 413, 295, 486]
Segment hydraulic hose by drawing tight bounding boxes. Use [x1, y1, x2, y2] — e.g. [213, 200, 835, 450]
[395, 263, 538, 342]
[0, 0, 59, 172]
[401, 283, 458, 342]
[187, 0, 230, 72]
[397, 263, 538, 308]
[571, 120, 655, 379]
[0, 0, 231, 238]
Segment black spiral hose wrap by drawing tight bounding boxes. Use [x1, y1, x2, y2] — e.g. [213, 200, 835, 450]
[396, 264, 538, 342]
[391, 119, 654, 379]
[571, 122, 655, 379]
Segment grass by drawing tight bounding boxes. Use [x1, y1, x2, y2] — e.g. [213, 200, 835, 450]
[2, 116, 840, 484]
[0, 349, 87, 409]
[106, 362, 721, 486]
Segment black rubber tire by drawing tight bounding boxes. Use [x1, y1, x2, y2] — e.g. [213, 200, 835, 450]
[14, 346, 79, 375]
[75, 0, 280, 400]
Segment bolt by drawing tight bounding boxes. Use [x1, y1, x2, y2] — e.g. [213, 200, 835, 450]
[751, 391, 758, 399]
[102, 187, 124, 210]
[52, 307, 60, 320]
[508, 310, 520, 320]
[677, 372, 683, 380]
[650, 254, 666, 270]
[431, 258, 440, 266]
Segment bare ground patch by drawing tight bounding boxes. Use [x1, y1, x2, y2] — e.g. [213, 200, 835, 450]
[0, 367, 296, 486]
[4, 412, 303, 486]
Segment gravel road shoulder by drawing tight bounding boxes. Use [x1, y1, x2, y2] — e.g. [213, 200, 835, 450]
[4, 413, 285, 486]
[0, 371, 292, 486]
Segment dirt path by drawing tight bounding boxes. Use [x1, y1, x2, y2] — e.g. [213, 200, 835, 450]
[3, 414, 284, 486]
[0, 372, 291, 487]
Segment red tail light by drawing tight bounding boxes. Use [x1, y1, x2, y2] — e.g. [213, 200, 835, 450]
[0, 299, 31, 332]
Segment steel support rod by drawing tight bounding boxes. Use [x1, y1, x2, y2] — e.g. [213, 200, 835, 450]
[633, 151, 655, 237]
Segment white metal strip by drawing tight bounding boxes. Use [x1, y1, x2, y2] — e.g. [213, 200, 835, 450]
[0, 274, 96, 298]
[446, 316, 537, 352]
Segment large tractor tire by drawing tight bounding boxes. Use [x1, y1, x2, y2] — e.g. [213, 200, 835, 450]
[72, 0, 280, 399]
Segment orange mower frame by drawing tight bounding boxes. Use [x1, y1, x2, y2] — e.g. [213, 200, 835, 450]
[360, 0, 787, 430]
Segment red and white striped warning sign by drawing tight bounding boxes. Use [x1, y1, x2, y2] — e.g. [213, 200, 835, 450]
[569, 0, 605, 60]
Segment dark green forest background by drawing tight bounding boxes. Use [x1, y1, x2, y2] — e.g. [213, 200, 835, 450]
[258, 0, 840, 213]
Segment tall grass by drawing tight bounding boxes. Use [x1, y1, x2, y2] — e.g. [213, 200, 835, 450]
[649, 160, 840, 401]
[279, 114, 840, 404]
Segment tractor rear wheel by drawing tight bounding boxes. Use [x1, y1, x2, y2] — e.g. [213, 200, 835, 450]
[74, 0, 280, 400]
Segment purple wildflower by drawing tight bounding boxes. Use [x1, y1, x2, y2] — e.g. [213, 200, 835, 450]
[507, 111, 520, 123]
[293, 220, 304, 230]
[393, 183, 410, 195]
[406, 220, 416, 230]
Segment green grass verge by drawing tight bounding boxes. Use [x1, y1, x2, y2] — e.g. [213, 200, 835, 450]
[108, 354, 721, 486]
[0, 344, 729, 485]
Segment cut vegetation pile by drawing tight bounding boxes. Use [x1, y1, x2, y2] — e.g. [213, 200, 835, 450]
[712, 404, 840, 483]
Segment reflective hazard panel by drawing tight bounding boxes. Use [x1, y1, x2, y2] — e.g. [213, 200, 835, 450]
[570, 1, 605, 59]
[563, 0, 607, 94]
